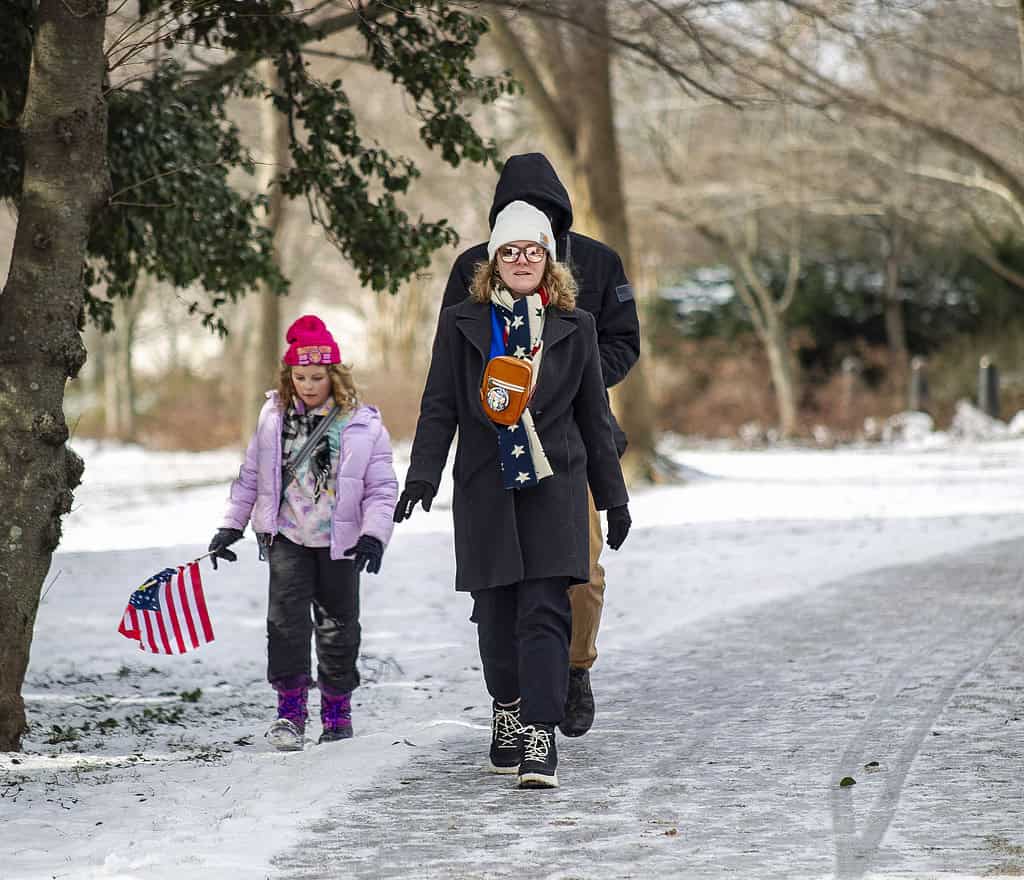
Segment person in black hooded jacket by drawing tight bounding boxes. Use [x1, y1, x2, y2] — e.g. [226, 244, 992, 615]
[435, 153, 640, 738]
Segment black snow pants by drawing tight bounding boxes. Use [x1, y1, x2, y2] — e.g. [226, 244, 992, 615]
[471, 576, 572, 725]
[266, 534, 361, 694]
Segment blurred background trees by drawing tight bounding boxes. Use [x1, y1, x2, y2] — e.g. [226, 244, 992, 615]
[3, 0, 1023, 453]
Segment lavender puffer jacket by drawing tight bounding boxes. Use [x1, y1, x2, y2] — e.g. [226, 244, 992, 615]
[221, 393, 398, 559]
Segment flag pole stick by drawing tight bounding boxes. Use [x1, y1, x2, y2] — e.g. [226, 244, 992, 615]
[136, 551, 220, 591]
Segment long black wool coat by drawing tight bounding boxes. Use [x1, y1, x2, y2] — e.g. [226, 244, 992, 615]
[406, 298, 629, 593]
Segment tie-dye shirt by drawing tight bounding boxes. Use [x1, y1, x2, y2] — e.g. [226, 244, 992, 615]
[277, 402, 352, 548]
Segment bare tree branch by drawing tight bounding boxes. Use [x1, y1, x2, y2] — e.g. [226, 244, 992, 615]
[487, 10, 576, 155]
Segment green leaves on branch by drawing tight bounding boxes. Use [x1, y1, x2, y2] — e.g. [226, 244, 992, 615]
[357, 3, 521, 167]
[268, 2, 520, 293]
[86, 61, 284, 336]
[277, 59, 458, 294]
[3, 0, 519, 331]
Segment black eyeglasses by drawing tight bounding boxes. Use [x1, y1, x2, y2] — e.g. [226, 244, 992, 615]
[498, 244, 547, 264]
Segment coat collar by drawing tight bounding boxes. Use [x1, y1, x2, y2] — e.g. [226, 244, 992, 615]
[540, 308, 578, 351]
[453, 299, 492, 358]
[454, 298, 579, 357]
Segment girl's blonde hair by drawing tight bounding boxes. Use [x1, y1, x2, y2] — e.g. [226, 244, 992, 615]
[468, 253, 577, 311]
[277, 362, 359, 412]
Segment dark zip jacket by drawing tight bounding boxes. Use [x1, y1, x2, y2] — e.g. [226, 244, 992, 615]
[440, 153, 640, 453]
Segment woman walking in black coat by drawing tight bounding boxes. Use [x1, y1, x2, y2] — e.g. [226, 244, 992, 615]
[394, 200, 631, 789]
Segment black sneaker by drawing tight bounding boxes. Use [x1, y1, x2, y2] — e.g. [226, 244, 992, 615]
[488, 700, 522, 774]
[558, 667, 595, 737]
[518, 723, 558, 789]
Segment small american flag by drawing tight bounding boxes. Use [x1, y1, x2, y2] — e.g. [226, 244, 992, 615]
[118, 562, 214, 654]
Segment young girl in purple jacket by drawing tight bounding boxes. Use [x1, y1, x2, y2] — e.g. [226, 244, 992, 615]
[208, 315, 398, 751]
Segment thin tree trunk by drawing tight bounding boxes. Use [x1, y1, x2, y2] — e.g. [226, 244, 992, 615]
[119, 286, 146, 441]
[729, 250, 802, 439]
[83, 322, 105, 400]
[103, 328, 120, 436]
[883, 257, 908, 366]
[160, 291, 180, 375]
[1017, 0, 1024, 86]
[762, 312, 799, 438]
[883, 223, 909, 375]
[0, 0, 109, 751]
[242, 60, 290, 441]
[102, 291, 144, 440]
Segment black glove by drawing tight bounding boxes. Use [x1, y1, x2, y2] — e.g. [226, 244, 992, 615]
[344, 534, 384, 574]
[208, 527, 243, 570]
[393, 480, 435, 522]
[606, 505, 631, 551]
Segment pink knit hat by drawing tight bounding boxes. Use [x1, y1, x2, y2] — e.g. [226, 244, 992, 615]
[282, 315, 341, 366]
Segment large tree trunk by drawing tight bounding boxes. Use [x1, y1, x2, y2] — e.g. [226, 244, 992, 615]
[569, 0, 658, 481]
[0, 0, 109, 751]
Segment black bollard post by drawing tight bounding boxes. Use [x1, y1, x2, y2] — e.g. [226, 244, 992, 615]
[908, 356, 929, 413]
[978, 356, 1000, 419]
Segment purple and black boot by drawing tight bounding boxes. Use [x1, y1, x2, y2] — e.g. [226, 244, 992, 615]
[319, 686, 353, 744]
[266, 676, 309, 751]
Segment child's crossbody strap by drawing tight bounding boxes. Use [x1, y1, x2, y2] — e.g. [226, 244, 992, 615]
[259, 404, 341, 562]
[280, 403, 340, 500]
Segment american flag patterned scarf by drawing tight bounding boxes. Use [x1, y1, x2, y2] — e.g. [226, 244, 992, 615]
[490, 283, 554, 490]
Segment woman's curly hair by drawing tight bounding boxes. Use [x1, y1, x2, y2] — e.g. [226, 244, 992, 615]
[468, 253, 577, 311]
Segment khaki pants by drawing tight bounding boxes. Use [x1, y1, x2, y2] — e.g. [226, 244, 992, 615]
[568, 491, 605, 670]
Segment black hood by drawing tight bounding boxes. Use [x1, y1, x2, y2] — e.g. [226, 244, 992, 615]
[488, 153, 573, 239]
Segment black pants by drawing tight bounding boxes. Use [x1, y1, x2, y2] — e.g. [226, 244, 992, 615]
[471, 576, 572, 725]
[267, 534, 361, 694]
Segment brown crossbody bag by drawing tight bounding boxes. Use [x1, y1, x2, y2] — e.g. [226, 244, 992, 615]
[480, 355, 533, 426]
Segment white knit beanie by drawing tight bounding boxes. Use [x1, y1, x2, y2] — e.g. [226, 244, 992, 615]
[487, 200, 555, 261]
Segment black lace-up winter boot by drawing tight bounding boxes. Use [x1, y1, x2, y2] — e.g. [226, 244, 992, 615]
[518, 723, 559, 789]
[488, 700, 522, 774]
[559, 667, 595, 737]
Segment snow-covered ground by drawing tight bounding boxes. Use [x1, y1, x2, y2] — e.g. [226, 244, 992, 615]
[3, 435, 1024, 879]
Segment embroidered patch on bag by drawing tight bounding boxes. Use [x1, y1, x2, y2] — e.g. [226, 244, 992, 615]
[486, 386, 510, 412]
[615, 283, 635, 303]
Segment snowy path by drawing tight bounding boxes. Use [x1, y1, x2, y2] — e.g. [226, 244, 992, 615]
[275, 539, 1024, 880]
[5, 439, 1024, 878]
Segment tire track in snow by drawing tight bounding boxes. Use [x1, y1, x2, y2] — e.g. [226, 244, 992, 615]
[830, 600, 1024, 879]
